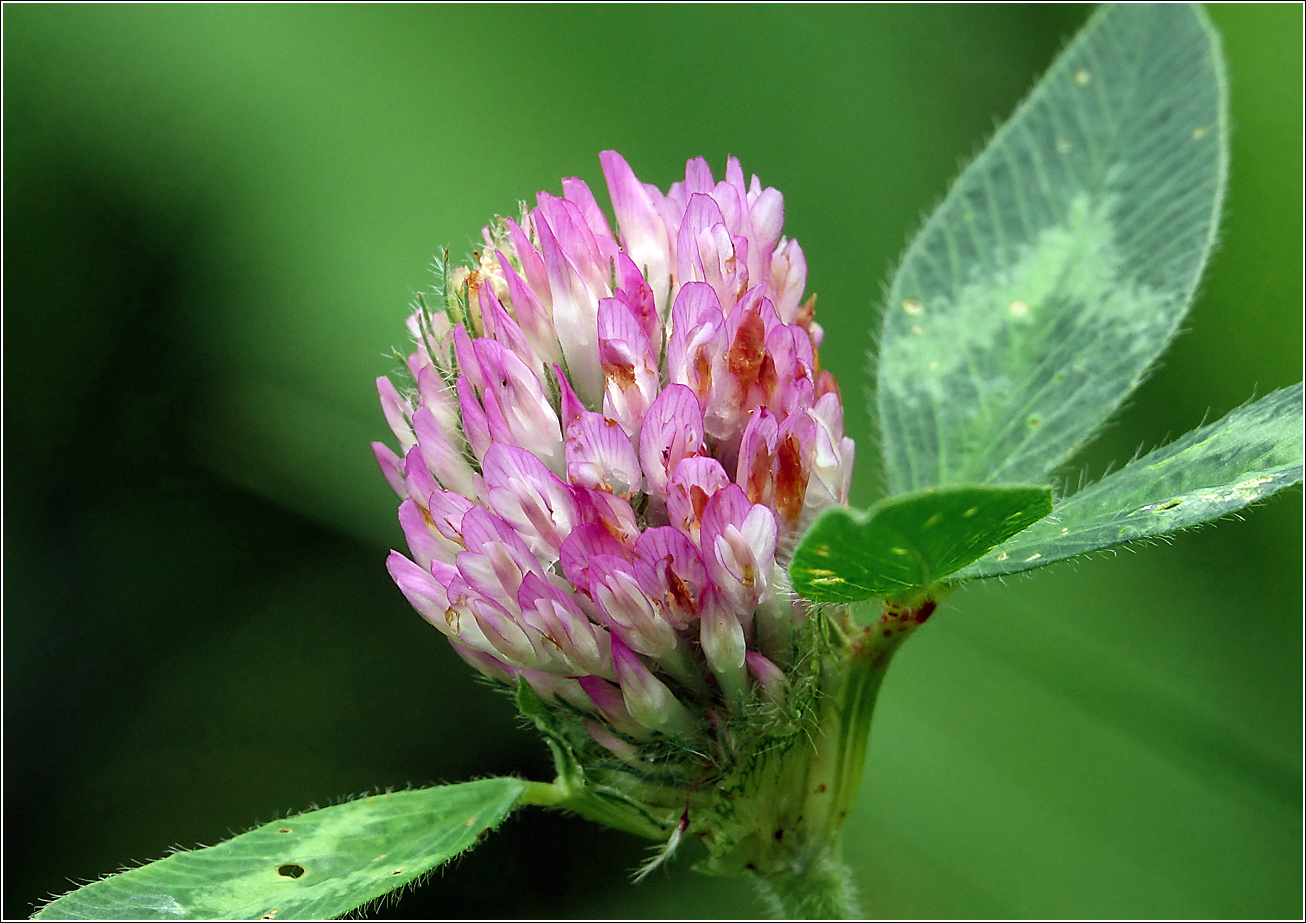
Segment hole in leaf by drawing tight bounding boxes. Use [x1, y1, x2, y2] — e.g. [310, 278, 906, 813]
[277, 864, 306, 879]
[261, 912, 279, 920]
[277, 828, 291, 834]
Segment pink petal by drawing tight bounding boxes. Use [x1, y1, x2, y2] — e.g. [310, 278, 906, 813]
[749, 186, 785, 257]
[536, 210, 605, 405]
[455, 507, 543, 605]
[588, 555, 678, 659]
[700, 590, 746, 702]
[399, 498, 449, 569]
[633, 525, 709, 628]
[666, 282, 726, 409]
[386, 550, 451, 625]
[480, 282, 543, 382]
[373, 441, 405, 497]
[413, 406, 477, 497]
[505, 217, 551, 312]
[518, 572, 612, 678]
[677, 193, 743, 309]
[770, 237, 807, 323]
[475, 338, 564, 472]
[571, 487, 641, 548]
[700, 485, 777, 611]
[745, 651, 787, 703]
[402, 445, 439, 508]
[455, 374, 492, 462]
[377, 376, 416, 451]
[416, 364, 461, 434]
[600, 150, 673, 311]
[597, 296, 659, 439]
[497, 249, 560, 366]
[610, 635, 697, 738]
[561, 176, 616, 244]
[450, 641, 518, 685]
[553, 363, 586, 432]
[683, 156, 714, 195]
[665, 456, 731, 541]
[584, 718, 645, 756]
[724, 156, 749, 208]
[611, 252, 660, 343]
[577, 675, 647, 739]
[565, 410, 643, 498]
[560, 523, 632, 594]
[482, 443, 578, 558]
[638, 384, 705, 498]
[471, 596, 540, 668]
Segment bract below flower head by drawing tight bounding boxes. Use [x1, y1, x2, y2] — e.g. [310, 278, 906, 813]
[375, 151, 854, 759]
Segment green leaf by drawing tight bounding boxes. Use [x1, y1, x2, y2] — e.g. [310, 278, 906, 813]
[957, 384, 1304, 579]
[35, 779, 527, 921]
[789, 486, 1053, 602]
[876, 3, 1228, 492]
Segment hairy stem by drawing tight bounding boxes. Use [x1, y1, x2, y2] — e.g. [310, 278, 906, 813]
[752, 848, 863, 920]
[747, 598, 934, 918]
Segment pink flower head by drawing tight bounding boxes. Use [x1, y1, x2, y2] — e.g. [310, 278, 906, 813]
[376, 152, 854, 749]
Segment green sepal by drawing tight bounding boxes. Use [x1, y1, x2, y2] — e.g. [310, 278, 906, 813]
[513, 679, 675, 842]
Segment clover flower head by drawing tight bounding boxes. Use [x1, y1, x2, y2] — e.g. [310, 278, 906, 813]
[375, 152, 853, 757]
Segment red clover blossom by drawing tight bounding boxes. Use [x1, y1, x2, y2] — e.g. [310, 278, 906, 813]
[375, 153, 853, 751]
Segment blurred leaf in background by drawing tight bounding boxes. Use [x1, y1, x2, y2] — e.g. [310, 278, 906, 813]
[4, 4, 1300, 919]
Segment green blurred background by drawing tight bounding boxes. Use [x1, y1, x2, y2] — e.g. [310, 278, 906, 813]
[4, 4, 1301, 918]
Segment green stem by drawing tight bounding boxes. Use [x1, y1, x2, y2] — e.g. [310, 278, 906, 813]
[752, 847, 863, 919]
[749, 598, 934, 919]
[515, 780, 568, 807]
[799, 601, 920, 861]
